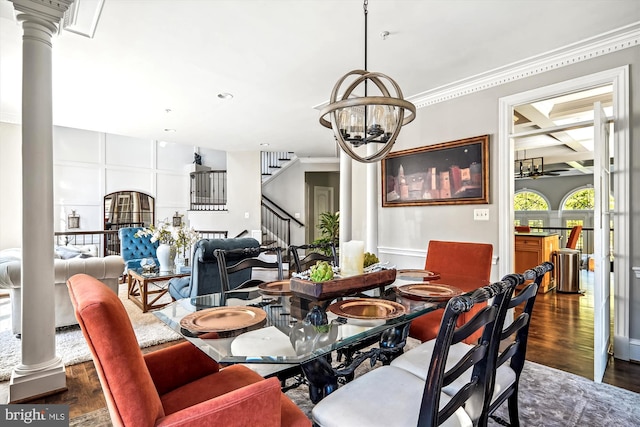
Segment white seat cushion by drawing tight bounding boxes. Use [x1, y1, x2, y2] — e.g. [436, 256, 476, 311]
[391, 340, 473, 384]
[311, 365, 473, 427]
[391, 339, 517, 403]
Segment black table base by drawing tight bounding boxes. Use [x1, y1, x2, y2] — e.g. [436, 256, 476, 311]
[300, 323, 411, 403]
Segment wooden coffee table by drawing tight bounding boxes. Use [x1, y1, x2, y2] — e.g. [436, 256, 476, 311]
[127, 269, 189, 312]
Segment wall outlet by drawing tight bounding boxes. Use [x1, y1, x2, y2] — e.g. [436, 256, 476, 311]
[244, 212, 250, 219]
[474, 208, 489, 221]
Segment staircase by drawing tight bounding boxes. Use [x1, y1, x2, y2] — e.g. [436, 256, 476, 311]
[260, 152, 302, 254]
[261, 151, 296, 184]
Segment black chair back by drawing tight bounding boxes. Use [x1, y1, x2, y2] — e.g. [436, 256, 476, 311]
[418, 275, 521, 426]
[485, 261, 554, 426]
[288, 242, 338, 273]
[214, 246, 284, 299]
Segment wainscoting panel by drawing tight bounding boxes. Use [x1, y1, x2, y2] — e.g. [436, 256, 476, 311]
[105, 134, 153, 169]
[105, 168, 153, 196]
[54, 126, 100, 164]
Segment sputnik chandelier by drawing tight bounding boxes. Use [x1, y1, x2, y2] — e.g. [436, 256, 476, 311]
[319, 0, 416, 163]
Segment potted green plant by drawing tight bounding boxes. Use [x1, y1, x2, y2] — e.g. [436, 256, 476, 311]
[312, 211, 339, 255]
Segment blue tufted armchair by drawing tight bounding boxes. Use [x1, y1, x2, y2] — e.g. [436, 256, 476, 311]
[119, 227, 159, 271]
[168, 237, 260, 300]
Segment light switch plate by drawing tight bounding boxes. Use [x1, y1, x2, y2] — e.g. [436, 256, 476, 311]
[474, 208, 489, 221]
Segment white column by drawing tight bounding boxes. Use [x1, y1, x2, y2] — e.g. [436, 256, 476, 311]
[9, 0, 72, 403]
[339, 150, 352, 251]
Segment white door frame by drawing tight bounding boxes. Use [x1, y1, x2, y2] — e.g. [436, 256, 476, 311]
[498, 66, 631, 361]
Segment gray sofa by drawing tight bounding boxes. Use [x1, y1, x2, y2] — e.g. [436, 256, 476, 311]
[0, 248, 124, 334]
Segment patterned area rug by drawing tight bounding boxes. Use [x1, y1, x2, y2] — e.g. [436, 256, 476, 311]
[68, 339, 640, 426]
[0, 284, 180, 382]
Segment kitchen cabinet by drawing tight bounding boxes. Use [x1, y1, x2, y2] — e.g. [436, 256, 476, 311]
[515, 233, 560, 293]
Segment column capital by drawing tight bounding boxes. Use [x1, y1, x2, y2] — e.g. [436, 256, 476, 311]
[9, 0, 73, 30]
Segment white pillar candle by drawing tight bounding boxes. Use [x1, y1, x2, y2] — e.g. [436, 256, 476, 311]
[341, 240, 364, 277]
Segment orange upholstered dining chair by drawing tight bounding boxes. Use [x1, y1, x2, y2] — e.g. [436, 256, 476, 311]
[67, 274, 310, 427]
[409, 240, 493, 344]
[566, 225, 582, 249]
[514, 225, 531, 233]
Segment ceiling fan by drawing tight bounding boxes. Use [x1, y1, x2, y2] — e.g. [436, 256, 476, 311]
[514, 157, 567, 179]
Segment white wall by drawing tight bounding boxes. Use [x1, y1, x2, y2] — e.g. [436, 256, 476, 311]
[187, 151, 262, 238]
[0, 122, 22, 249]
[262, 158, 340, 246]
[0, 123, 227, 250]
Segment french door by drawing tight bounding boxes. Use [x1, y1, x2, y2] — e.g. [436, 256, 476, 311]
[593, 101, 611, 382]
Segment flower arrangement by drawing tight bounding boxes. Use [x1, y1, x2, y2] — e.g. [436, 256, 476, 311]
[134, 219, 199, 251]
[173, 224, 199, 252]
[134, 220, 175, 245]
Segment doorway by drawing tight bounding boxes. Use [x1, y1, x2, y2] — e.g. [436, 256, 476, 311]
[498, 66, 631, 381]
[305, 172, 340, 244]
[103, 191, 155, 255]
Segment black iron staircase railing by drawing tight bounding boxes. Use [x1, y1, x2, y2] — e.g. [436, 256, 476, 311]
[261, 151, 294, 180]
[190, 170, 227, 211]
[261, 196, 304, 251]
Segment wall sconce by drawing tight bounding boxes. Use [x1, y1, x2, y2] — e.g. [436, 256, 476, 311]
[173, 211, 182, 227]
[68, 210, 80, 229]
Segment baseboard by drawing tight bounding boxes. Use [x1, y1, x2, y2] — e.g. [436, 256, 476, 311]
[629, 339, 640, 362]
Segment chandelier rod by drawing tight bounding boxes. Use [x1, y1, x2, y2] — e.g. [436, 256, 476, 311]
[363, 0, 369, 130]
[363, 0, 368, 94]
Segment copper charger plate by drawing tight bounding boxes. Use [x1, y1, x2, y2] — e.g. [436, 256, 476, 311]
[396, 283, 463, 301]
[397, 269, 441, 281]
[258, 280, 291, 296]
[180, 306, 267, 333]
[328, 298, 406, 321]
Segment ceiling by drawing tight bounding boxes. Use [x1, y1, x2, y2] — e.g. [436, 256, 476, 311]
[513, 85, 613, 179]
[1, 0, 638, 160]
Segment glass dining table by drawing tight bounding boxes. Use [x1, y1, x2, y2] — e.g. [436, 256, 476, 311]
[153, 270, 488, 403]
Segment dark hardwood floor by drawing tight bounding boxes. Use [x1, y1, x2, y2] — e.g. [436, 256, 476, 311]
[524, 270, 640, 393]
[25, 270, 640, 421]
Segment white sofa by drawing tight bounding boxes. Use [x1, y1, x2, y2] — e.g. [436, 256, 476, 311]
[0, 249, 124, 335]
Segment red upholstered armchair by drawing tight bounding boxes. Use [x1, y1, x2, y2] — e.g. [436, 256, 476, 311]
[67, 274, 310, 427]
[409, 240, 493, 344]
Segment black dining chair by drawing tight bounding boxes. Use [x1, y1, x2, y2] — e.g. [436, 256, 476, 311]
[213, 246, 284, 301]
[213, 246, 303, 386]
[484, 262, 554, 427]
[390, 263, 553, 427]
[311, 275, 520, 427]
[288, 242, 338, 273]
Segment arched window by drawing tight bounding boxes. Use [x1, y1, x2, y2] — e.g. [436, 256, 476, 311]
[514, 190, 550, 229]
[514, 190, 549, 211]
[561, 187, 614, 211]
[560, 187, 614, 255]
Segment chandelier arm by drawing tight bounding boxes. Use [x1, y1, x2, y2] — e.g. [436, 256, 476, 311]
[332, 108, 404, 163]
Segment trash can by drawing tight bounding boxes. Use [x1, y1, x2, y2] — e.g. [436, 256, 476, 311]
[554, 248, 581, 293]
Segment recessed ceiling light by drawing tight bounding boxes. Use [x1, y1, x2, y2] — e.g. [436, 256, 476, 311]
[164, 128, 176, 132]
[260, 143, 270, 147]
[217, 93, 234, 100]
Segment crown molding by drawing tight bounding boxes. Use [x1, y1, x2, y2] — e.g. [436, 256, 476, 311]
[407, 22, 640, 108]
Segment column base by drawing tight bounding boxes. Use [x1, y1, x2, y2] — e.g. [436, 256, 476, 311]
[8, 360, 66, 403]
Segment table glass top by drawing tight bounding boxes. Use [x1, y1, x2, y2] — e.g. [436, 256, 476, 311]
[129, 268, 188, 280]
[153, 273, 487, 365]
